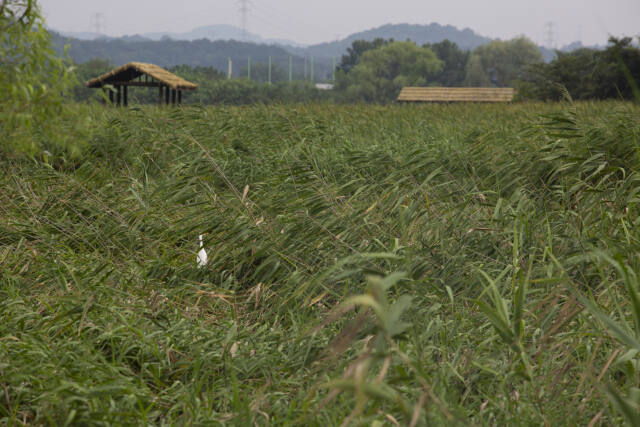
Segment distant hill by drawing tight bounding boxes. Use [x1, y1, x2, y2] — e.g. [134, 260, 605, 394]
[144, 25, 302, 47]
[143, 24, 251, 42]
[52, 22, 496, 74]
[288, 23, 604, 62]
[53, 25, 302, 47]
[52, 31, 295, 67]
[54, 31, 111, 41]
[52, 22, 603, 76]
[284, 23, 493, 58]
[50, 31, 335, 80]
[55, 23, 495, 59]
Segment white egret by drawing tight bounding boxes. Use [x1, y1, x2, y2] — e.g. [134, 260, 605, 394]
[197, 234, 208, 268]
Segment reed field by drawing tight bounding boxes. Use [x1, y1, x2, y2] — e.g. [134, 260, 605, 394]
[1, 101, 640, 425]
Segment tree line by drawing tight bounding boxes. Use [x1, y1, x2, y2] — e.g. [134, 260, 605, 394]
[69, 37, 640, 105]
[332, 36, 640, 102]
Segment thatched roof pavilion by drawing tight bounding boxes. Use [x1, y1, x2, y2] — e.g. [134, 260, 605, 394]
[86, 62, 198, 106]
[398, 87, 515, 103]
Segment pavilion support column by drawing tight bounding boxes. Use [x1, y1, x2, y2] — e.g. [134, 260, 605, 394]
[165, 85, 170, 105]
[109, 89, 114, 105]
[116, 85, 121, 107]
[171, 89, 176, 105]
[178, 90, 182, 105]
[123, 85, 128, 107]
[158, 86, 163, 106]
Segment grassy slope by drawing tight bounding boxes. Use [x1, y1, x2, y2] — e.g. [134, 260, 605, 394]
[1, 102, 640, 425]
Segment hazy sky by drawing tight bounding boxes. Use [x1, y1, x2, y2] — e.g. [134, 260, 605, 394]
[39, 0, 639, 47]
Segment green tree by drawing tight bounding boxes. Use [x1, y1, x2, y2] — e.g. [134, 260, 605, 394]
[519, 49, 597, 100]
[465, 36, 543, 87]
[424, 39, 469, 86]
[337, 38, 391, 74]
[340, 41, 443, 102]
[592, 37, 640, 99]
[520, 37, 640, 101]
[465, 54, 490, 86]
[71, 58, 113, 102]
[0, 0, 75, 154]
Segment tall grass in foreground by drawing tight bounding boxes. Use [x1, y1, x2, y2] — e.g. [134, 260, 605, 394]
[1, 101, 639, 424]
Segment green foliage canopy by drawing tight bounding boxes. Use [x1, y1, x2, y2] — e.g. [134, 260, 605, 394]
[521, 37, 640, 100]
[71, 58, 113, 102]
[0, 0, 75, 154]
[423, 39, 470, 86]
[337, 37, 391, 74]
[465, 36, 543, 87]
[339, 41, 443, 102]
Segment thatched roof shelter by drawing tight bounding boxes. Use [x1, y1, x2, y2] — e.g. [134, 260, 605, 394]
[86, 62, 197, 106]
[398, 87, 515, 103]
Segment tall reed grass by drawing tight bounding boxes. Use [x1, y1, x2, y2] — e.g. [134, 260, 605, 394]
[1, 101, 639, 424]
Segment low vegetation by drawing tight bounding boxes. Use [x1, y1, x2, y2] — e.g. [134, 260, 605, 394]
[2, 101, 640, 424]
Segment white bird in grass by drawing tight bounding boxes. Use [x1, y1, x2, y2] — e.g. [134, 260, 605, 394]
[197, 234, 208, 268]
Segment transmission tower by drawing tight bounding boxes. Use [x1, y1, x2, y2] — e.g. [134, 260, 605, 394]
[544, 21, 556, 49]
[90, 13, 106, 36]
[238, 0, 249, 41]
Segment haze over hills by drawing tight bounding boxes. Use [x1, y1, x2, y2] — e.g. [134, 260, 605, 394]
[55, 24, 301, 47]
[143, 25, 302, 47]
[57, 22, 493, 54]
[50, 31, 337, 80]
[52, 21, 596, 71]
[285, 23, 492, 58]
[299, 23, 590, 61]
[50, 31, 307, 70]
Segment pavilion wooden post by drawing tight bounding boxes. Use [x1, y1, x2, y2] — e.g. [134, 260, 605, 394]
[116, 85, 121, 106]
[165, 86, 170, 105]
[109, 88, 114, 105]
[178, 90, 182, 105]
[171, 89, 176, 105]
[158, 86, 163, 106]
[123, 86, 128, 107]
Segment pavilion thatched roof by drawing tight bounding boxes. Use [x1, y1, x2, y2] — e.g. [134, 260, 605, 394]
[86, 62, 198, 90]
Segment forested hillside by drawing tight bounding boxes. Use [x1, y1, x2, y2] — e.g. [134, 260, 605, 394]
[52, 22, 499, 78]
[51, 31, 335, 80]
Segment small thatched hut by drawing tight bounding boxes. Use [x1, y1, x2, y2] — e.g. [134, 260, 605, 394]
[398, 87, 515, 103]
[86, 62, 198, 106]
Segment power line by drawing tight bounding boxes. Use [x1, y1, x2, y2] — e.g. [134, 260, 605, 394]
[90, 12, 106, 36]
[544, 21, 557, 49]
[249, 10, 300, 43]
[249, 1, 312, 42]
[233, 0, 320, 46]
[238, 0, 249, 41]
